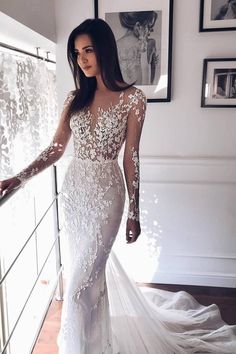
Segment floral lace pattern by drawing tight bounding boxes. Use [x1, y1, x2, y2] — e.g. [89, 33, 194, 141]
[70, 90, 142, 161]
[10, 87, 146, 223]
[127, 147, 140, 221]
[59, 158, 125, 353]
[70, 88, 146, 220]
[15, 140, 67, 187]
[57, 87, 146, 353]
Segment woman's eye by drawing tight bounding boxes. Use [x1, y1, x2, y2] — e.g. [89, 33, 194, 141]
[86, 48, 93, 53]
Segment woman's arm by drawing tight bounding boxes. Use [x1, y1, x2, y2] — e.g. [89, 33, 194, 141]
[123, 88, 146, 243]
[0, 92, 74, 195]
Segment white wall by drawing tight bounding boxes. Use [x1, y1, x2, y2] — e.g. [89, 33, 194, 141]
[54, 0, 94, 109]
[0, 0, 56, 42]
[144, 0, 236, 158]
[54, 0, 236, 288]
[0, 11, 55, 59]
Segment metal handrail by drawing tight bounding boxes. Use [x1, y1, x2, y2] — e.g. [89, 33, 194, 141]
[1, 235, 61, 354]
[0, 166, 64, 354]
[0, 263, 9, 354]
[0, 43, 57, 353]
[0, 196, 58, 286]
[52, 165, 64, 301]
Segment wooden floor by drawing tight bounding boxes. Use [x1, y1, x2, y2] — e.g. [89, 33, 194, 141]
[32, 299, 62, 354]
[32, 284, 236, 354]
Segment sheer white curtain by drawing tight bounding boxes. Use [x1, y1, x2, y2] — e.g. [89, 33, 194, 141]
[0, 50, 57, 178]
[0, 50, 58, 354]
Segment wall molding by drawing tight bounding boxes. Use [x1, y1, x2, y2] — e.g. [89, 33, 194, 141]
[137, 155, 236, 184]
[155, 271, 236, 288]
[140, 155, 236, 163]
[161, 253, 236, 260]
[122, 155, 236, 288]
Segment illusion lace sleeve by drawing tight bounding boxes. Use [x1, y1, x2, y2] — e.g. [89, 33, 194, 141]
[15, 92, 74, 185]
[123, 89, 146, 221]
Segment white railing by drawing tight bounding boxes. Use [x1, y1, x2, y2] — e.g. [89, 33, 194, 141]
[0, 165, 63, 354]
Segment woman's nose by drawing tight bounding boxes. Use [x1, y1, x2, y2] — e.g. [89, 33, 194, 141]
[81, 53, 87, 63]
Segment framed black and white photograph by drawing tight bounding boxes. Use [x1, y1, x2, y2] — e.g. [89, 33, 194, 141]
[201, 58, 236, 107]
[199, 0, 236, 32]
[94, 0, 174, 102]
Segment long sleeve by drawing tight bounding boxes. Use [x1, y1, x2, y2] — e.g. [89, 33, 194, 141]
[123, 89, 146, 221]
[16, 92, 74, 185]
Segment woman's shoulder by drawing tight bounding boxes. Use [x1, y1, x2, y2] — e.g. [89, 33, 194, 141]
[67, 89, 77, 98]
[123, 85, 147, 104]
[63, 90, 77, 110]
[123, 85, 146, 96]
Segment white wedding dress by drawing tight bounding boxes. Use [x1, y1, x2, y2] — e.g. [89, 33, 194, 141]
[18, 87, 235, 353]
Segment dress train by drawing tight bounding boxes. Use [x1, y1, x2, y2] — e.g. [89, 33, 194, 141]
[106, 251, 236, 354]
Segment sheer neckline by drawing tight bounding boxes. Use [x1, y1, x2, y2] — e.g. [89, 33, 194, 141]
[85, 91, 125, 135]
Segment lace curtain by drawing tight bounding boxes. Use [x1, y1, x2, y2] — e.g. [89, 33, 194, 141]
[0, 50, 57, 178]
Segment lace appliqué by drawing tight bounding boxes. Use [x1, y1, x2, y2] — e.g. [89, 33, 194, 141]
[128, 90, 146, 124]
[15, 141, 62, 185]
[70, 92, 127, 162]
[58, 87, 146, 354]
[128, 147, 140, 221]
[14, 92, 75, 187]
[16, 168, 39, 187]
[124, 88, 146, 222]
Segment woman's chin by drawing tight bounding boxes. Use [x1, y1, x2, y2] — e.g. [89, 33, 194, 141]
[85, 74, 95, 78]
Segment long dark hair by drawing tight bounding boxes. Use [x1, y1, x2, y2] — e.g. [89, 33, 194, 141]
[67, 18, 131, 115]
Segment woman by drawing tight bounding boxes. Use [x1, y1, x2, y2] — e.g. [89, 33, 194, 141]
[0, 19, 236, 354]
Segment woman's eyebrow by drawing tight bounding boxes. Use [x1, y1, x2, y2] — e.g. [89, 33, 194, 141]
[74, 45, 93, 52]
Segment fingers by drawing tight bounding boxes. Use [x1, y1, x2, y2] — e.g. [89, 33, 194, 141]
[0, 182, 6, 197]
[128, 232, 139, 244]
[126, 228, 140, 244]
[0, 180, 16, 197]
[126, 219, 141, 244]
[0, 185, 9, 197]
[2, 189, 8, 196]
[126, 230, 132, 243]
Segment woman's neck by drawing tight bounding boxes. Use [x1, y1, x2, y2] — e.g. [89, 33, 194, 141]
[96, 74, 109, 92]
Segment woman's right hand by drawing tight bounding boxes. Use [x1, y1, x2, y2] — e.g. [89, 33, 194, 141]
[0, 177, 21, 197]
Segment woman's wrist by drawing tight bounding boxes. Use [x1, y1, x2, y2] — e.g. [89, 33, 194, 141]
[15, 173, 27, 187]
[128, 209, 140, 221]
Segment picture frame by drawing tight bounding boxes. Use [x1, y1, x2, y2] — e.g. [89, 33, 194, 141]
[94, 0, 174, 102]
[199, 0, 236, 32]
[201, 58, 236, 107]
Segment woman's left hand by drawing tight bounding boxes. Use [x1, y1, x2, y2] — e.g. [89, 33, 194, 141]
[126, 218, 141, 244]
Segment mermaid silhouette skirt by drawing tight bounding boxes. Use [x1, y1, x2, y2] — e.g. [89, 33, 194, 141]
[58, 158, 236, 354]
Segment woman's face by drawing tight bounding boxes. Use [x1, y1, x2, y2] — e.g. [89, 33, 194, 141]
[74, 34, 100, 77]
